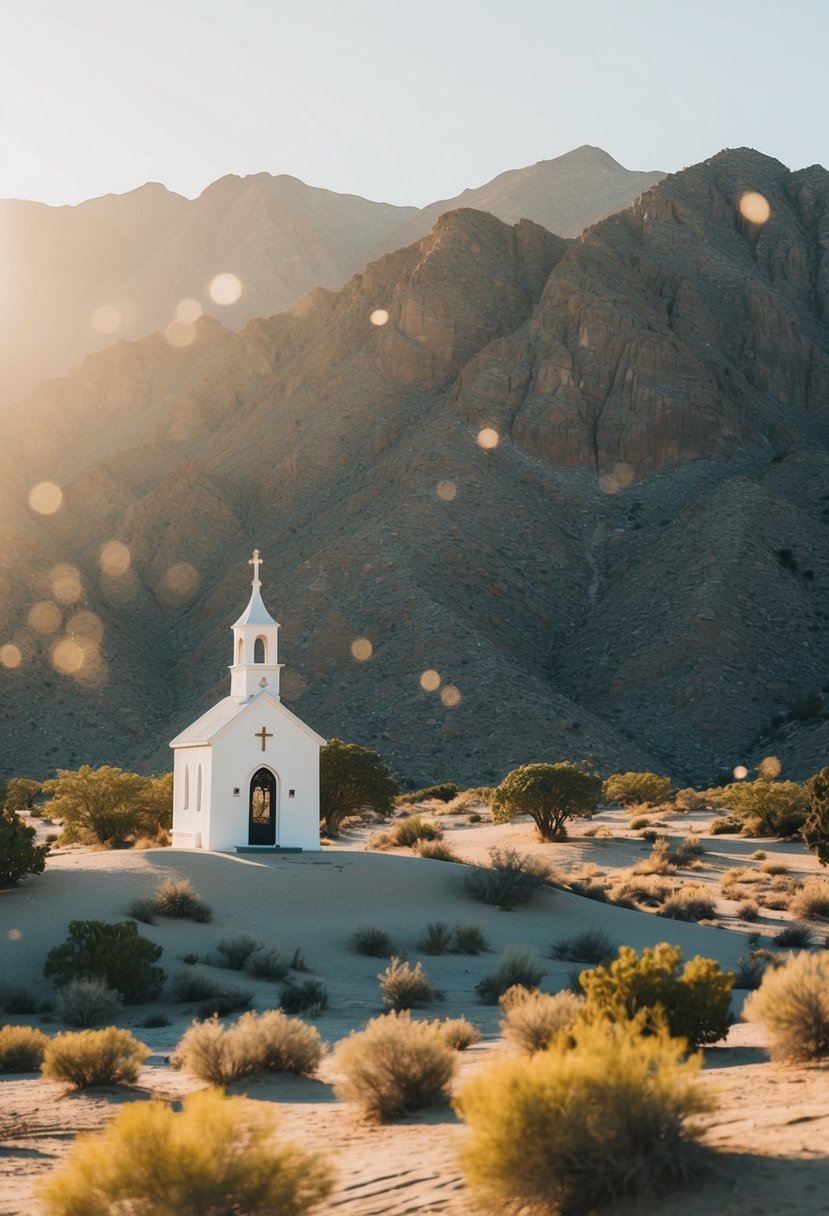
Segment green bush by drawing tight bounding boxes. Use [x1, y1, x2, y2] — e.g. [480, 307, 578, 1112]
[455, 1016, 711, 1215]
[126, 897, 156, 924]
[710, 816, 743, 835]
[492, 762, 601, 841]
[332, 1010, 455, 1121]
[388, 816, 441, 846]
[41, 766, 172, 846]
[320, 738, 398, 835]
[41, 1027, 150, 1089]
[4, 777, 44, 810]
[0, 801, 49, 886]
[602, 772, 673, 806]
[246, 946, 289, 980]
[500, 988, 583, 1053]
[350, 926, 394, 957]
[279, 979, 328, 1016]
[0, 983, 39, 1014]
[476, 947, 546, 1004]
[37, 1087, 333, 1216]
[171, 969, 231, 1003]
[803, 764, 829, 865]
[216, 934, 259, 970]
[397, 784, 458, 804]
[174, 1010, 326, 1083]
[43, 921, 164, 1004]
[743, 949, 829, 1060]
[579, 943, 733, 1048]
[0, 1025, 49, 1072]
[417, 921, 454, 954]
[378, 957, 435, 1010]
[719, 779, 809, 837]
[454, 923, 488, 954]
[152, 877, 211, 922]
[55, 978, 123, 1028]
[465, 847, 550, 909]
[438, 1017, 481, 1050]
[551, 930, 617, 964]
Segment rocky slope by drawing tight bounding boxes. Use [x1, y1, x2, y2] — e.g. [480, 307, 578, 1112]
[0, 147, 827, 788]
[0, 148, 662, 405]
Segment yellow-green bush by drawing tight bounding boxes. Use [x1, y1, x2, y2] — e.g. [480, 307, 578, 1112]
[174, 1010, 325, 1084]
[332, 1010, 455, 1121]
[500, 988, 583, 1053]
[0, 1025, 49, 1072]
[437, 1017, 481, 1050]
[378, 957, 435, 1009]
[41, 1027, 150, 1089]
[602, 771, 673, 806]
[743, 949, 829, 1061]
[579, 943, 733, 1048]
[455, 1017, 711, 1215]
[38, 1087, 333, 1216]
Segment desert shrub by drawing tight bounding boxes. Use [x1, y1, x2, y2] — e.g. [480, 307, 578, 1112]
[126, 897, 156, 925]
[760, 860, 789, 875]
[153, 877, 211, 922]
[493, 762, 601, 841]
[41, 1027, 150, 1089]
[640, 828, 659, 843]
[279, 979, 328, 1016]
[790, 878, 829, 920]
[197, 989, 253, 1019]
[669, 834, 705, 865]
[455, 1015, 711, 1215]
[477, 946, 546, 1004]
[366, 832, 391, 850]
[417, 921, 454, 954]
[579, 943, 734, 1048]
[454, 923, 488, 954]
[350, 926, 393, 957]
[500, 988, 583, 1053]
[439, 1017, 481, 1050]
[378, 957, 435, 1009]
[611, 876, 674, 909]
[743, 949, 829, 1060]
[37, 1087, 333, 1216]
[55, 978, 123, 1028]
[633, 837, 676, 876]
[416, 839, 462, 862]
[216, 934, 260, 970]
[246, 946, 289, 980]
[751, 850, 768, 860]
[568, 878, 610, 902]
[290, 947, 309, 972]
[397, 784, 458, 804]
[320, 738, 398, 835]
[0, 983, 39, 1014]
[737, 899, 761, 921]
[659, 885, 717, 922]
[465, 847, 551, 910]
[803, 764, 829, 864]
[0, 1025, 49, 1072]
[674, 788, 708, 812]
[171, 969, 230, 1003]
[41, 766, 171, 846]
[0, 801, 49, 886]
[719, 779, 808, 837]
[174, 1010, 325, 1083]
[551, 929, 618, 964]
[774, 924, 812, 949]
[140, 1013, 171, 1029]
[388, 816, 442, 846]
[733, 950, 774, 990]
[4, 777, 44, 810]
[630, 816, 651, 830]
[332, 1010, 455, 1121]
[710, 816, 742, 835]
[602, 772, 673, 806]
[43, 921, 164, 1004]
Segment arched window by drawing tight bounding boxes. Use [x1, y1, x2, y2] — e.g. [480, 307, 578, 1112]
[254, 636, 267, 664]
[237, 637, 244, 664]
[183, 766, 190, 810]
[196, 764, 202, 813]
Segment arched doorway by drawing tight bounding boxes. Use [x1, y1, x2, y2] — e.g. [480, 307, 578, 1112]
[249, 767, 277, 846]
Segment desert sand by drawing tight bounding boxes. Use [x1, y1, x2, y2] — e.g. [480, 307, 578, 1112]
[1, 805, 828, 1215]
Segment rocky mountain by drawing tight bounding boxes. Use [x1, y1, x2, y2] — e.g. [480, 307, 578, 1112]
[0, 148, 662, 406]
[1, 147, 827, 790]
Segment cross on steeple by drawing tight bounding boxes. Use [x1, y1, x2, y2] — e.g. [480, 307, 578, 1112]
[249, 549, 262, 586]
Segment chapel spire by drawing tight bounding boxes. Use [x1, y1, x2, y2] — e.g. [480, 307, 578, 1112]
[229, 549, 282, 702]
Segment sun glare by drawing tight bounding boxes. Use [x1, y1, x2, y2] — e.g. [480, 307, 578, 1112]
[739, 192, 771, 225]
[351, 637, 373, 661]
[440, 684, 462, 707]
[436, 480, 457, 501]
[50, 564, 82, 603]
[29, 481, 63, 515]
[732, 765, 748, 780]
[28, 601, 62, 634]
[165, 320, 197, 348]
[176, 298, 203, 323]
[420, 669, 441, 692]
[477, 428, 499, 450]
[209, 272, 243, 305]
[0, 644, 22, 669]
[370, 309, 389, 326]
[90, 304, 121, 334]
[99, 540, 131, 576]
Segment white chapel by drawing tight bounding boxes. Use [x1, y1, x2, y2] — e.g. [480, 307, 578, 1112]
[170, 550, 325, 852]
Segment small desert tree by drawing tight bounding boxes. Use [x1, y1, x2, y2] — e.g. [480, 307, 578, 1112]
[802, 765, 829, 866]
[44, 920, 165, 1003]
[4, 777, 44, 810]
[718, 779, 808, 837]
[492, 762, 601, 841]
[41, 765, 172, 846]
[320, 738, 398, 835]
[0, 802, 49, 887]
[602, 772, 672, 806]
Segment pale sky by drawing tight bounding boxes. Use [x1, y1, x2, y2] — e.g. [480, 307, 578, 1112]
[0, 0, 825, 208]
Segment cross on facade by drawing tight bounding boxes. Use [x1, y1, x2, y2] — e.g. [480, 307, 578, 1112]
[249, 549, 262, 585]
[255, 726, 273, 751]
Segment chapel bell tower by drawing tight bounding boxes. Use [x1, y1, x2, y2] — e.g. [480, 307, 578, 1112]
[229, 549, 282, 702]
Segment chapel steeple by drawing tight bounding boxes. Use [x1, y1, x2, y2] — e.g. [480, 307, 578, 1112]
[229, 549, 282, 702]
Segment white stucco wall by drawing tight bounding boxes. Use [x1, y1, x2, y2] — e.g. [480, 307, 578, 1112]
[171, 745, 212, 848]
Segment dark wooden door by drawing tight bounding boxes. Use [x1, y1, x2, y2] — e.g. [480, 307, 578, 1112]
[249, 768, 277, 845]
